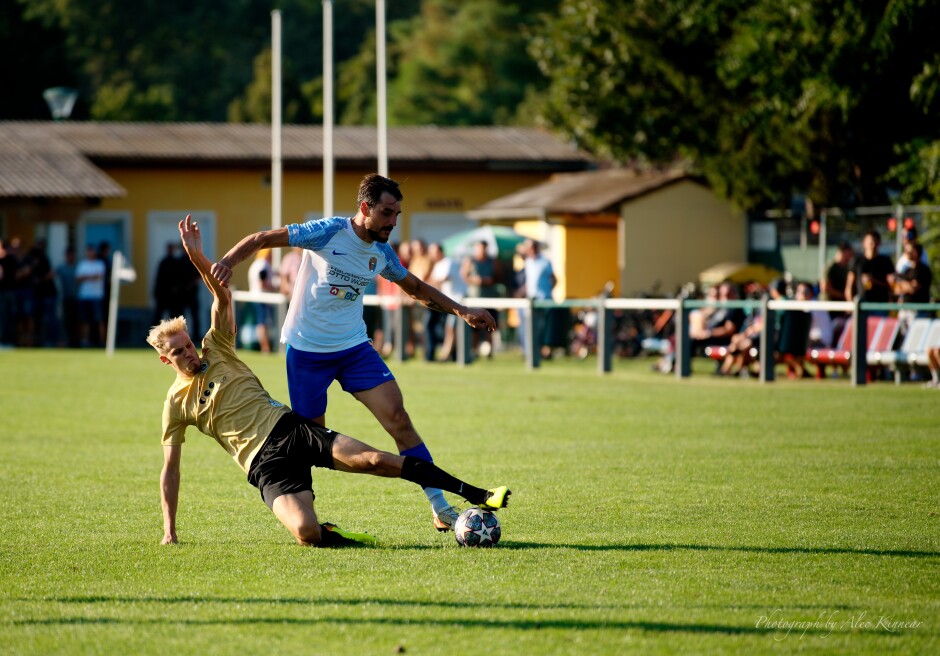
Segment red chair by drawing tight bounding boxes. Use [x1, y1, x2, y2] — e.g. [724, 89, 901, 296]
[808, 316, 885, 379]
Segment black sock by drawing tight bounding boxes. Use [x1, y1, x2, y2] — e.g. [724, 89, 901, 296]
[400, 456, 486, 505]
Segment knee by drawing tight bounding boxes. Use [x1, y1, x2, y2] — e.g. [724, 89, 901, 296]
[294, 520, 323, 547]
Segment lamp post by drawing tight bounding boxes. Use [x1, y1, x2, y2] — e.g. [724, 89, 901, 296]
[43, 87, 78, 120]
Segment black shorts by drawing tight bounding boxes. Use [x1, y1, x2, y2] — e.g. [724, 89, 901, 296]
[247, 412, 337, 509]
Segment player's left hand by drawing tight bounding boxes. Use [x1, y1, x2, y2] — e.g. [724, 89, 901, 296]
[178, 214, 202, 252]
[462, 307, 496, 332]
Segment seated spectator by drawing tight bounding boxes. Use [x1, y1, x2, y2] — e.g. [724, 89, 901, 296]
[692, 281, 744, 353]
[797, 281, 834, 349]
[718, 279, 786, 377]
[776, 282, 815, 378]
[688, 285, 718, 340]
[926, 346, 940, 389]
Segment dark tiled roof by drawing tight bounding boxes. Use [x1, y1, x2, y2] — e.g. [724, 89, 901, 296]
[3, 121, 592, 170]
[468, 168, 690, 218]
[0, 121, 592, 199]
[0, 124, 125, 198]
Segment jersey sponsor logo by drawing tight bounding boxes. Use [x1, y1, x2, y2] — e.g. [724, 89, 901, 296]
[326, 265, 370, 287]
[329, 283, 361, 301]
[268, 399, 285, 407]
[368, 256, 377, 272]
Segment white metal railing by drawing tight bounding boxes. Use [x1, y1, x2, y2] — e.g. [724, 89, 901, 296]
[230, 289, 938, 386]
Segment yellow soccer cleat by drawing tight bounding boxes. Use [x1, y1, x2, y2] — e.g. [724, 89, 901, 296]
[480, 486, 511, 511]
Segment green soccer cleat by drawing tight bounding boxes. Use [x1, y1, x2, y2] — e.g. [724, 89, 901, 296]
[432, 505, 462, 532]
[320, 523, 377, 547]
[480, 486, 511, 511]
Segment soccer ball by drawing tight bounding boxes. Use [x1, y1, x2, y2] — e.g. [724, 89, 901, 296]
[454, 507, 501, 547]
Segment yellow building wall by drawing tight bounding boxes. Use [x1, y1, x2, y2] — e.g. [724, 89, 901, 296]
[559, 222, 619, 299]
[621, 180, 744, 296]
[95, 167, 552, 308]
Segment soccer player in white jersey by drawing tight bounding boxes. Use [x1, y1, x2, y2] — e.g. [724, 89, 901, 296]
[211, 174, 497, 531]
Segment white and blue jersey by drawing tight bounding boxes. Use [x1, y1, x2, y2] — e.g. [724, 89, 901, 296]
[284, 217, 408, 353]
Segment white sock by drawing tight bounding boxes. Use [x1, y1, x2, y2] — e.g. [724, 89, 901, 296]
[932, 369, 939, 383]
[427, 490, 450, 514]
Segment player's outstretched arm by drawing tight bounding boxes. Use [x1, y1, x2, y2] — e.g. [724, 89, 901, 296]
[179, 215, 235, 334]
[160, 444, 181, 545]
[397, 271, 496, 332]
[211, 227, 290, 287]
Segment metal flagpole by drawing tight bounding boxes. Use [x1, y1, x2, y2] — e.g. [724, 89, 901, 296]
[271, 9, 283, 270]
[323, 0, 334, 217]
[376, 0, 388, 177]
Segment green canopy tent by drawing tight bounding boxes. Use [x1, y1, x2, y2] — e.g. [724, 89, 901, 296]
[441, 225, 527, 260]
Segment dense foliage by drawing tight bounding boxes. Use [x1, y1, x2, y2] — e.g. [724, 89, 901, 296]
[5, 0, 940, 219]
[530, 0, 940, 210]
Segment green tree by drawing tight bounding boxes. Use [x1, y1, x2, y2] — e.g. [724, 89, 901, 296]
[227, 48, 314, 124]
[0, 2, 78, 119]
[332, 0, 556, 126]
[530, 0, 940, 210]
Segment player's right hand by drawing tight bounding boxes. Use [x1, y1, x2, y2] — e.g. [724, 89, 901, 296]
[161, 532, 178, 545]
[211, 260, 233, 288]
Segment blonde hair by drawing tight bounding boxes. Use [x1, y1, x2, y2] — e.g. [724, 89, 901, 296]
[146, 316, 188, 353]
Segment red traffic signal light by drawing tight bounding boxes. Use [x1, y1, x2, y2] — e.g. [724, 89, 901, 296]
[887, 217, 897, 232]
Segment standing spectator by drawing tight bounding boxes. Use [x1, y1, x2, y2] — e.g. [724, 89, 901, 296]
[56, 246, 80, 347]
[821, 241, 854, 342]
[431, 244, 467, 362]
[9, 237, 33, 345]
[97, 241, 113, 326]
[248, 249, 276, 353]
[29, 239, 58, 346]
[406, 239, 432, 358]
[845, 230, 895, 309]
[893, 242, 933, 321]
[0, 237, 20, 346]
[518, 239, 558, 359]
[895, 227, 929, 275]
[152, 243, 186, 325]
[422, 243, 447, 361]
[76, 244, 106, 347]
[461, 240, 501, 358]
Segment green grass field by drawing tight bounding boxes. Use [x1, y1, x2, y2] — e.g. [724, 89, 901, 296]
[1, 348, 938, 655]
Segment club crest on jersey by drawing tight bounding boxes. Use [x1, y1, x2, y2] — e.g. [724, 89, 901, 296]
[368, 256, 377, 272]
[329, 283, 360, 301]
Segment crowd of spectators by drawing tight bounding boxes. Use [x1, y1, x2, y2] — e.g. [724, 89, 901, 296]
[3, 226, 934, 376]
[648, 227, 936, 380]
[0, 236, 120, 349]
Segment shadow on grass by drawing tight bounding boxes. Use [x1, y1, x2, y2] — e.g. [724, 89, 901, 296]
[18, 596, 856, 614]
[8, 614, 846, 637]
[494, 541, 940, 559]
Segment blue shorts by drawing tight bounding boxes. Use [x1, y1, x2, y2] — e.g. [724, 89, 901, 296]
[286, 341, 395, 419]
